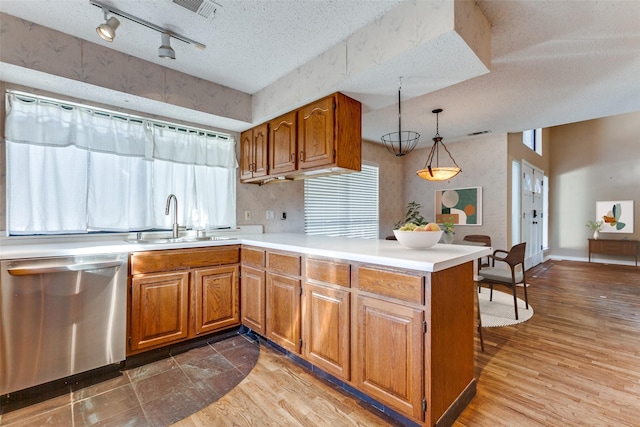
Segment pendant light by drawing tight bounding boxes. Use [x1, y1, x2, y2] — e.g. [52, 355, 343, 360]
[381, 77, 420, 157]
[416, 109, 461, 181]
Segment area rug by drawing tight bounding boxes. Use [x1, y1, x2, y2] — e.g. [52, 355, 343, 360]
[479, 289, 533, 327]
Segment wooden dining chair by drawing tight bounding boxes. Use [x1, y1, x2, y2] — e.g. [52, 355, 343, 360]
[462, 234, 492, 268]
[479, 242, 528, 320]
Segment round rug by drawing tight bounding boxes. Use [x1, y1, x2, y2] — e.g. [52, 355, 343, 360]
[479, 289, 533, 327]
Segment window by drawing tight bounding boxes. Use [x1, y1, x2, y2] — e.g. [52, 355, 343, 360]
[522, 128, 542, 155]
[304, 164, 379, 239]
[5, 91, 237, 235]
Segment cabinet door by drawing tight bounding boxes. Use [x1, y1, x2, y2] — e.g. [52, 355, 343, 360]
[193, 266, 240, 336]
[266, 272, 301, 353]
[355, 295, 424, 421]
[303, 283, 350, 380]
[130, 271, 190, 353]
[240, 265, 266, 335]
[240, 129, 254, 180]
[269, 111, 297, 175]
[297, 95, 334, 170]
[240, 124, 269, 181]
[252, 123, 269, 178]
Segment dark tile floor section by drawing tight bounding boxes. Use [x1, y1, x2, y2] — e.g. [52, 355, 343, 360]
[0, 333, 260, 427]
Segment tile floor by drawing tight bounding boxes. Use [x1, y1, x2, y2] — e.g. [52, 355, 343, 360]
[0, 333, 260, 426]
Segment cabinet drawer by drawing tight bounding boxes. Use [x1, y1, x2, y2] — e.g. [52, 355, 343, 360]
[306, 258, 350, 287]
[357, 266, 424, 304]
[267, 251, 301, 276]
[242, 247, 266, 268]
[131, 246, 240, 275]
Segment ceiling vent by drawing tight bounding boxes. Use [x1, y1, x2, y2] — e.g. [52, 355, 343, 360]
[468, 130, 491, 136]
[172, 0, 219, 19]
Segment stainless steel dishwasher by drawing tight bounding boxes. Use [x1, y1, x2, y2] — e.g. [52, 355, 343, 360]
[0, 253, 128, 395]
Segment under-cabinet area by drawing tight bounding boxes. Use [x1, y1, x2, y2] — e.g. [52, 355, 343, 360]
[128, 246, 241, 355]
[239, 245, 476, 427]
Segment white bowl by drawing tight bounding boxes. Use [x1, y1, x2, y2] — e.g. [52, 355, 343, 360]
[393, 229, 443, 249]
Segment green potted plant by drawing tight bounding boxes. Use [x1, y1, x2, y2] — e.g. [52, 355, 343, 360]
[441, 221, 455, 244]
[394, 201, 427, 229]
[586, 219, 603, 240]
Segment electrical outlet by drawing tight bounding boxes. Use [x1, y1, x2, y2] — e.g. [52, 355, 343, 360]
[244, 210, 251, 221]
[266, 210, 274, 220]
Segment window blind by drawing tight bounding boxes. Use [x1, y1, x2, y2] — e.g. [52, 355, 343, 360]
[304, 164, 379, 239]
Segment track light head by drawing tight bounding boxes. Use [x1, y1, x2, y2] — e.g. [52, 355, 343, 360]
[158, 32, 176, 60]
[96, 9, 120, 42]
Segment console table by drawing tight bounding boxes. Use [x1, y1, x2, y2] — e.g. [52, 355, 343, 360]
[588, 239, 638, 266]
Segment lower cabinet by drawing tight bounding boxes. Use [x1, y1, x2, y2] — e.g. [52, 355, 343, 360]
[193, 266, 240, 336]
[128, 246, 241, 355]
[238, 247, 474, 426]
[303, 282, 350, 380]
[266, 272, 301, 353]
[241, 247, 267, 335]
[130, 271, 190, 352]
[354, 294, 425, 421]
[240, 265, 266, 335]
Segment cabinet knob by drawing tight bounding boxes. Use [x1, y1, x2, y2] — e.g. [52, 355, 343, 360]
[299, 151, 304, 162]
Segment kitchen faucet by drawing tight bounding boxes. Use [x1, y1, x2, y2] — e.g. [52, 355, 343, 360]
[165, 194, 179, 238]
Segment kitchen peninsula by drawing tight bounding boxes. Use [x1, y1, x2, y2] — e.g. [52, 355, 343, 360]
[1, 232, 490, 426]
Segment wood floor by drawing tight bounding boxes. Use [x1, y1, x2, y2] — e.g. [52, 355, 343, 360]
[175, 260, 640, 426]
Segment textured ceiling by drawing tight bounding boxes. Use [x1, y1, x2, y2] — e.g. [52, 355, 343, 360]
[1, 0, 640, 147]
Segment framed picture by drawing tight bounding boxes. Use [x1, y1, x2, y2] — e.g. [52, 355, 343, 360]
[435, 187, 482, 225]
[596, 200, 634, 233]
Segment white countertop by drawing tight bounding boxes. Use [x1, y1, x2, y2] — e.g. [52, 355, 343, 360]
[0, 232, 491, 273]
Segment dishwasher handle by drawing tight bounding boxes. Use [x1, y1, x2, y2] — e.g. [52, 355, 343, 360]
[6, 260, 124, 276]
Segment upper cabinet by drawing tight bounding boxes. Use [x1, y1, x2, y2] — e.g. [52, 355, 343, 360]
[240, 92, 361, 184]
[269, 111, 298, 176]
[240, 122, 269, 182]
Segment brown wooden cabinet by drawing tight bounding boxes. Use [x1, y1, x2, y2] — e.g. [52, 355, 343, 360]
[128, 246, 241, 355]
[265, 250, 302, 353]
[240, 123, 268, 181]
[302, 257, 351, 380]
[353, 265, 425, 421]
[355, 295, 425, 421]
[298, 92, 361, 173]
[241, 247, 267, 335]
[235, 245, 475, 427]
[239, 92, 361, 184]
[130, 271, 190, 352]
[588, 238, 638, 266]
[193, 266, 240, 336]
[269, 111, 297, 176]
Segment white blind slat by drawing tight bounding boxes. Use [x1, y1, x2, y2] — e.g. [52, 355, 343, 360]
[304, 165, 379, 239]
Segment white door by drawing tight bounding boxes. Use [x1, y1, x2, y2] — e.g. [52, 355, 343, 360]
[521, 161, 544, 269]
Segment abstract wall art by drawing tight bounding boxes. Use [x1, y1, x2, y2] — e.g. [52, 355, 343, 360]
[596, 200, 634, 233]
[435, 187, 482, 225]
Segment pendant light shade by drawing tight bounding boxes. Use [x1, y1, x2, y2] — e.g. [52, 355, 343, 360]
[416, 109, 461, 181]
[381, 78, 420, 157]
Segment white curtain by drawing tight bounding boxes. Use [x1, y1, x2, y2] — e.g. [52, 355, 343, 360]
[5, 92, 237, 235]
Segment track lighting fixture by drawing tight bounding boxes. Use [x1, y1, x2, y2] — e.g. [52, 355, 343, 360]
[90, 0, 206, 60]
[96, 8, 120, 42]
[158, 32, 176, 60]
